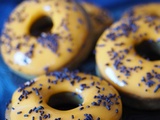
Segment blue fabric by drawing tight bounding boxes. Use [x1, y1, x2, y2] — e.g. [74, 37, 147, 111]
[1, 0, 160, 120]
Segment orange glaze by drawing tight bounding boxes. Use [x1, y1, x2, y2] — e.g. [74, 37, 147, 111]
[96, 16, 160, 99]
[1, 0, 92, 79]
[123, 3, 160, 18]
[6, 70, 122, 120]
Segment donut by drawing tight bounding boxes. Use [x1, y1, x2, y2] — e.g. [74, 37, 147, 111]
[96, 16, 160, 109]
[80, 2, 112, 39]
[5, 69, 122, 120]
[1, 0, 94, 79]
[123, 3, 160, 18]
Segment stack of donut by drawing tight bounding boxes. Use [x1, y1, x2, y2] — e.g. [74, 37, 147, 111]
[2, 0, 160, 120]
[2, 0, 123, 120]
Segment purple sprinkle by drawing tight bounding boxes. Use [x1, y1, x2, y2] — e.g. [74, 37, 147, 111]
[37, 33, 60, 53]
[67, 48, 72, 52]
[78, 18, 83, 24]
[154, 84, 160, 93]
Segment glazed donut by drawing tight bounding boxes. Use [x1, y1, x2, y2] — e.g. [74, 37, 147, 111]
[6, 69, 122, 120]
[123, 3, 160, 18]
[80, 2, 112, 38]
[96, 16, 160, 109]
[1, 0, 93, 79]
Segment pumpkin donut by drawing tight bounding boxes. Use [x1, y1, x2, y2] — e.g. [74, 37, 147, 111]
[1, 0, 93, 79]
[123, 3, 160, 18]
[96, 16, 160, 109]
[5, 69, 122, 120]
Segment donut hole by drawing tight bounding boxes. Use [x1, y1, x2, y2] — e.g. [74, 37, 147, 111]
[47, 92, 83, 110]
[135, 40, 160, 61]
[30, 16, 53, 37]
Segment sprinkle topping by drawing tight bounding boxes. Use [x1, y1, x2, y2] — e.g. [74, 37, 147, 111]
[7, 69, 121, 119]
[96, 15, 160, 97]
[37, 33, 60, 53]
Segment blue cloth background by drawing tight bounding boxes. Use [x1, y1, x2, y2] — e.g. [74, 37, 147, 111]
[1, 0, 160, 120]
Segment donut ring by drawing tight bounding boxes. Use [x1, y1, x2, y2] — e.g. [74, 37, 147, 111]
[123, 3, 160, 18]
[6, 69, 122, 120]
[96, 16, 160, 109]
[1, 0, 93, 79]
[80, 2, 112, 38]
